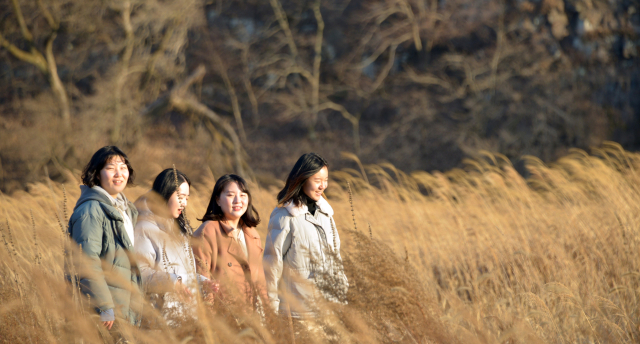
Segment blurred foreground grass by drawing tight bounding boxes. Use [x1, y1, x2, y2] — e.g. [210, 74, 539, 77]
[2, 142, 640, 343]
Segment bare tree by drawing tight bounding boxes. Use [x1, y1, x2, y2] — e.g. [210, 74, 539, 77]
[141, 65, 248, 177]
[1, 0, 70, 130]
[0, 0, 207, 187]
[267, 0, 364, 153]
[105, 0, 204, 144]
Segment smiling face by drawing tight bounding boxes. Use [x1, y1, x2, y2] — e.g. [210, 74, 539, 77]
[303, 166, 328, 202]
[216, 181, 248, 223]
[98, 156, 129, 197]
[167, 182, 190, 219]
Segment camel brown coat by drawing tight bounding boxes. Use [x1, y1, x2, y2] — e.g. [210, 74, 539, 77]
[192, 220, 267, 306]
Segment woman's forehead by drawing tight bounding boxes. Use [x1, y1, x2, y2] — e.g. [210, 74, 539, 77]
[310, 166, 329, 178]
[223, 181, 249, 193]
[178, 182, 190, 193]
[105, 155, 126, 164]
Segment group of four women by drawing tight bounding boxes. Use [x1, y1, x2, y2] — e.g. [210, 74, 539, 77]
[67, 146, 348, 330]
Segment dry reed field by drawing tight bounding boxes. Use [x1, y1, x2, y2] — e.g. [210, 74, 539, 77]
[2, 142, 640, 343]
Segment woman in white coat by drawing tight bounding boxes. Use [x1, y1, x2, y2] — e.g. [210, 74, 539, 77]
[134, 168, 203, 324]
[263, 153, 348, 319]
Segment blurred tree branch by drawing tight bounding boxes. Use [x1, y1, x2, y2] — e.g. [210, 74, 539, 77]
[1, 0, 70, 130]
[212, 52, 247, 144]
[0, 35, 47, 74]
[490, 1, 505, 96]
[241, 45, 260, 126]
[270, 0, 298, 58]
[399, 0, 422, 51]
[111, 0, 135, 144]
[141, 65, 247, 177]
[141, 22, 175, 89]
[266, 0, 364, 153]
[10, 0, 33, 42]
[310, 0, 324, 138]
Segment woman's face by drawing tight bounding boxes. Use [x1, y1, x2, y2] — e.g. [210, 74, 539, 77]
[303, 166, 328, 202]
[99, 156, 129, 197]
[216, 181, 248, 223]
[167, 182, 190, 219]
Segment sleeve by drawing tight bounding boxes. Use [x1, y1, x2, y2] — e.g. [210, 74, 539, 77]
[192, 224, 217, 281]
[262, 215, 293, 313]
[331, 217, 341, 253]
[100, 309, 115, 322]
[134, 224, 176, 293]
[252, 233, 269, 305]
[331, 217, 346, 270]
[331, 217, 349, 300]
[69, 211, 115, 313]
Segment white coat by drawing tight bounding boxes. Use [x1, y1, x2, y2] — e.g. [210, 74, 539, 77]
[134, 198, 201, 321]
[263, 196, 348, 318]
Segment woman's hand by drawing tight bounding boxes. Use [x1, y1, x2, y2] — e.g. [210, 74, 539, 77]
[202, 279, 220, 304]
[99, 309, 115, 329]
[103, 320, 114, 330]
[174, 278, 193, 302]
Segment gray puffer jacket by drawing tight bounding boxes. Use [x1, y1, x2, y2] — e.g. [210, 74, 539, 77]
[67, 186, 143, 325]
[263, 196, 348, 318]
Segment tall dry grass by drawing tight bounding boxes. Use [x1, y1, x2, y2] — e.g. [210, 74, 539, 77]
[2, 142, 640, 343]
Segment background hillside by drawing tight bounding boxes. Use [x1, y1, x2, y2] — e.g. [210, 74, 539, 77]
[1, 0, 639, 192]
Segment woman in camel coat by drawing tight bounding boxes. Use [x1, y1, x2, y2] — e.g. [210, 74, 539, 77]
[192, 174, 267, 310]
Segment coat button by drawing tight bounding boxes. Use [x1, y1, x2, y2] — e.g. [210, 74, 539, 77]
[228, 262, 232, 267]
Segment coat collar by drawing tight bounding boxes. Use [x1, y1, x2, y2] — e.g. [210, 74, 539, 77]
[218, 220, 260, 241]
[217, 221, 262, 266]
[219, 220, 245, 235]
[283, 196, 334, 217]
[76, 185, 137, 222]
[135, 197, 175, 233]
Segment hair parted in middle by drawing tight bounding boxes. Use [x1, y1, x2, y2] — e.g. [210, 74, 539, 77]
[199, 174, 260, 228]
[277, 152, 328, 207]
[150, 168, 192, 235]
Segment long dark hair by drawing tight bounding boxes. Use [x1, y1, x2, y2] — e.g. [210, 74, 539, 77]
[199, 174, 260, 228]
[81, 146, 135, 188]
[277, 153, 328, 206]
[150, 168, 193, 235]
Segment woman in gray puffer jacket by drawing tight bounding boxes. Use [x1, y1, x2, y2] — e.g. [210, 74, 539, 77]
[67, 146, 143, 330]
[263, 153, 348, 319]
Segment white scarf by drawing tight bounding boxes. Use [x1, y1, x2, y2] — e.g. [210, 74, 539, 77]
[93, 186, 135, 246]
